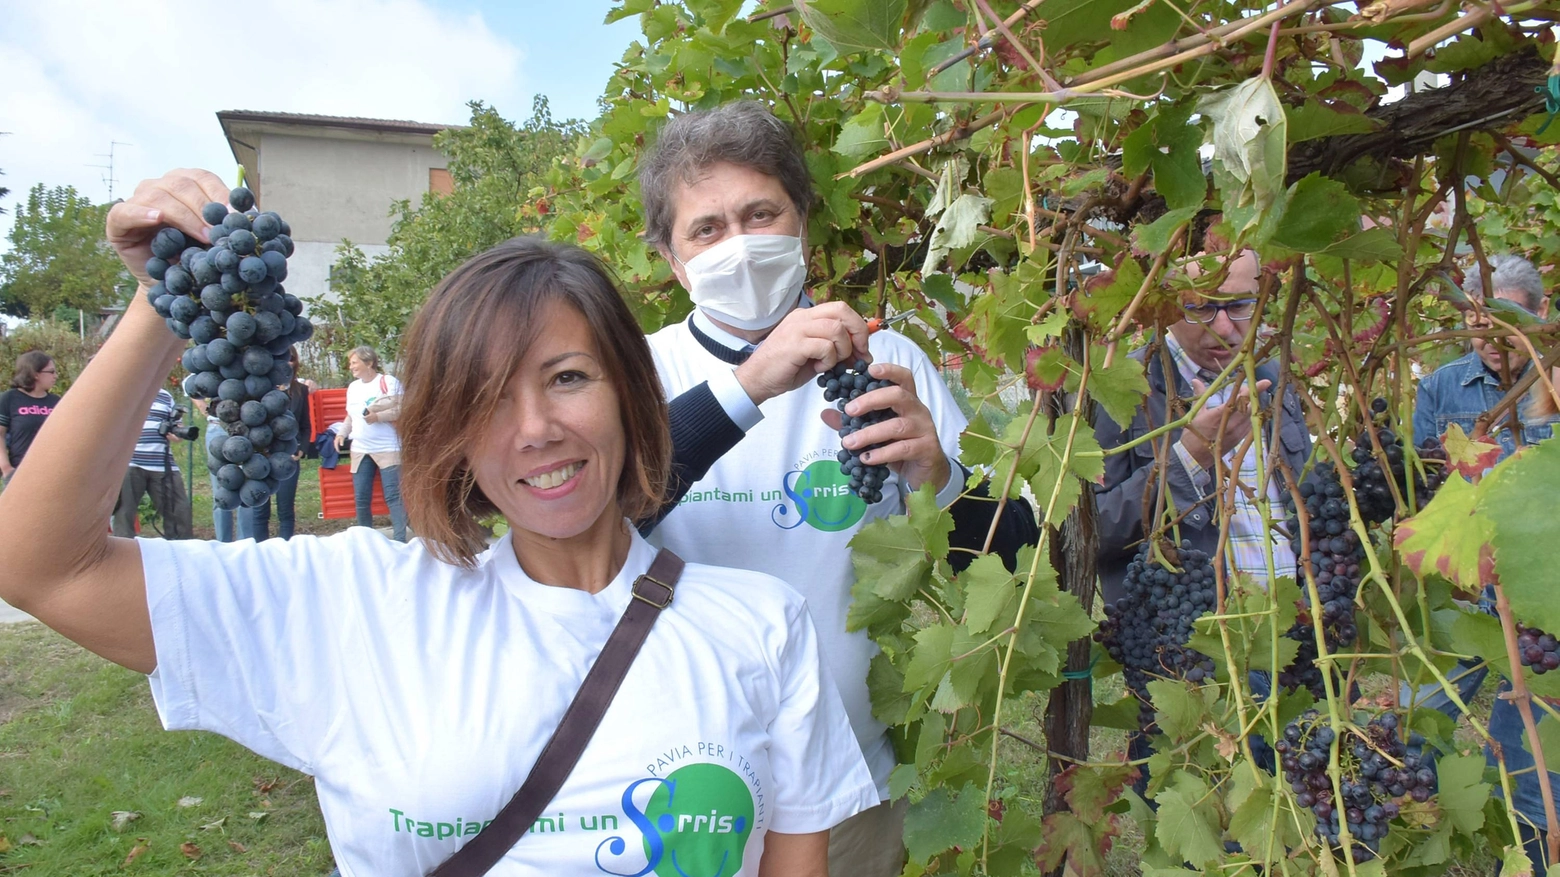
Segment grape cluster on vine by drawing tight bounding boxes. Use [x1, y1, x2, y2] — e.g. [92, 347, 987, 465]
[1279, 461, 1366, 698]
[1095, 540, 1218, 731]
[1277, 709, 1436, 861]
[1350, 397, 1448, 524]
[819, 359, 891, 504]
[1518, 625, 1560, 674]
[144, 187, 314, 512]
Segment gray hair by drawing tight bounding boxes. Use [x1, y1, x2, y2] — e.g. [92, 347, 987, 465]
[348, 346, 381, 371]
[638, 101, 814, 250]
[1465, 253, 1547, 314]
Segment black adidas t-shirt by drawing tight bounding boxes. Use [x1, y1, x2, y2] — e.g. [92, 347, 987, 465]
[0, 388, 61, 468]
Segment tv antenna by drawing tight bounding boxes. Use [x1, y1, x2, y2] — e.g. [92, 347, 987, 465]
[86, 141, 132, 201]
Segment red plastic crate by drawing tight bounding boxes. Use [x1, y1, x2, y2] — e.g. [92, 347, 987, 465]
[309, 387, 389, 519]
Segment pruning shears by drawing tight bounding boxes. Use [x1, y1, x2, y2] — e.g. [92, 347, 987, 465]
[865, 311, 914, 333]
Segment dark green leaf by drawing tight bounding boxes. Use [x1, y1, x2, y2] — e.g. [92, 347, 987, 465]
[1132, 207, 1200, 257]
[1285, 100, 1380, 143]
[903, 783, 987, 864]
[961, 553, 1018, 635]
[1273, 173, 1361, 253]
[1481, 437, 1560, 634]
[832, 104, 890, 159]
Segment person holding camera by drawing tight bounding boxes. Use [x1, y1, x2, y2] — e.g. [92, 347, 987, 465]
[335, 346, 408, 542]
[110, 386, 195, 540]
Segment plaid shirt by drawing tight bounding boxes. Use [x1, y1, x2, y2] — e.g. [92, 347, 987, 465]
[1165, 334, 1295, 584]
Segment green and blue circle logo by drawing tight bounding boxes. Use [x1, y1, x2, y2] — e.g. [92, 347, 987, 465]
[769, 459, 866, 532]
[597, 763, 755, 877]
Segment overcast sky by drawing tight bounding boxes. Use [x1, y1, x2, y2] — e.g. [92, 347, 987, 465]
[0, 0, 641, 251]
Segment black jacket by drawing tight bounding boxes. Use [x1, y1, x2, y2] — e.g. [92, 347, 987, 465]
[1093, 344, 1311, 604]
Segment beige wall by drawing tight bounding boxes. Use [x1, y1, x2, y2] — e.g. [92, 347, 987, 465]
[254, 133, 448, 247]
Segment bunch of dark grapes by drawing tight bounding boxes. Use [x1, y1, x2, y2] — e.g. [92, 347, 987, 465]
[819, 360, 891, 504]
[1518, 625, 1560, 675]
[1277, 710, 1435, 862]
[144, 187, 313, 512]
[1351, 397, 1448, 525]
[1096, 540, 1218, 731]
[1279, 461, 1366, 698]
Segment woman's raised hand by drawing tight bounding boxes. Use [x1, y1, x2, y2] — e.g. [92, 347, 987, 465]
[106, 169, 231, 289]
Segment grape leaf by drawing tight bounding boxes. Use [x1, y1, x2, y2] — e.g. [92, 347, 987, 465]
[922, 193, 993, 274]
[832, 104, 889, 159]
[1198, 77, 1287, 230]
[1132, 206, 1200, 257]
[1435, 753, 1491, 833]
[961, 553, 1017, 635]
[1273, 173, 1361, 253]
[1481, 437, 1560, 634]
[1153, 773, 1224, 868]
[1088, 351, 1151, 427]
[1500, 843, 1535, 877]
[850, 514, 932, 602]
[1318, 227, 1403, 263]
[1395, 474, 1491, 591]
[1284, 100, 1380, 143]
[1053, 763, 1137, 822]
[1035, 812, 1112, 877]
[1519, 714, 1560, 777]
[902, 623, 958, 692]
[1441, 422, 1502, 478]
[906, 482, 952, 558]
[902, 783, 986, 864]
[1147, 679, 1208, 741]
[798, 0, 906, 53]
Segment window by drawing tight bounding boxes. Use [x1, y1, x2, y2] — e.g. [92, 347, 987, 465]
[429, 167, 453, 196]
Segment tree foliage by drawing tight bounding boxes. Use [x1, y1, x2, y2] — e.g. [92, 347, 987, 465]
[0, 184, 128, 317]
[320, 97, 586, 360]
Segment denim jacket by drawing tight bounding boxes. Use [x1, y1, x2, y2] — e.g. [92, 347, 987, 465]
[1412, 352, 1558, 460]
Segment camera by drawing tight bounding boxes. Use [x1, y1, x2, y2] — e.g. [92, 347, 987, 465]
[158, 405, 200, 442]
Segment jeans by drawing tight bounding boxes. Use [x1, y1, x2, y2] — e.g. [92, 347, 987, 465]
[354, 455, 407, 542]
[210, 471, 235, 542]
[239, 464, 301, 541]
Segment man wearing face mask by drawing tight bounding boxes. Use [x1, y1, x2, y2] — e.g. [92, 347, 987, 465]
[639, 101, 1039, 876]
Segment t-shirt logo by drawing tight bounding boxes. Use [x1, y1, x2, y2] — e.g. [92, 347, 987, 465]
[598, 763, 754, 877]
[770, 459, 866, 533]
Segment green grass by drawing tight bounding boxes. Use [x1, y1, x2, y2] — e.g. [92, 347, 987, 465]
[0, 625, 333, 875]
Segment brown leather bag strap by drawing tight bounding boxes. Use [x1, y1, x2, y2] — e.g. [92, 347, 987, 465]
[430, 548, 685, 877]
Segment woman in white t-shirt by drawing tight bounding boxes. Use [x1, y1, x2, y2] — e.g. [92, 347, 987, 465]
[337, 345, 409, 541]
[0, 169, 876, 877]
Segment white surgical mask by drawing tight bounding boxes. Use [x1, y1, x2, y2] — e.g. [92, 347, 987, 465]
[676, 234, 805, 331]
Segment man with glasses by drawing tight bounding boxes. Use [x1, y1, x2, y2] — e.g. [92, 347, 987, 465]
[1409, 253, 1558, 874]
[1094, 249, 1311, 604]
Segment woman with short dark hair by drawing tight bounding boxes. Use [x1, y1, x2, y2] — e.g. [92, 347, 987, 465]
[0, 350, 61, 484]
[0, 168, 874, 877]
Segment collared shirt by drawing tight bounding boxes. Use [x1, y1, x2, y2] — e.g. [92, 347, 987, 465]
[1164, 333, 1294, 584]
[130, 389, 180, 473]
[1412, 351, 1558, 466]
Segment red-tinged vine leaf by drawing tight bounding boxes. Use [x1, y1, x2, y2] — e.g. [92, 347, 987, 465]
[1051, 763, 1137, 823]
[180, 842, 202, 860]
[1026, 345, 1069, 392]
[1480, 437, 1560, 634]
[1035, 811, 1112, 877]
[1075, 256, 1145, 332]
[1440, 423, 1502, 478]
[123, 839, 150, 867]
[1394, 474, 1490, 590]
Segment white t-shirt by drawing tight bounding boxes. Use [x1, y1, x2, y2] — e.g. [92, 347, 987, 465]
[141, 527, 876, 877]
[647, 318, 968, 796]
[345, 373, 403, 454]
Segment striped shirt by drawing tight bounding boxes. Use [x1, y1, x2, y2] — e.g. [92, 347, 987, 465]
[1165, 334, 1294, 584]
[131, 389, 181, 473]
